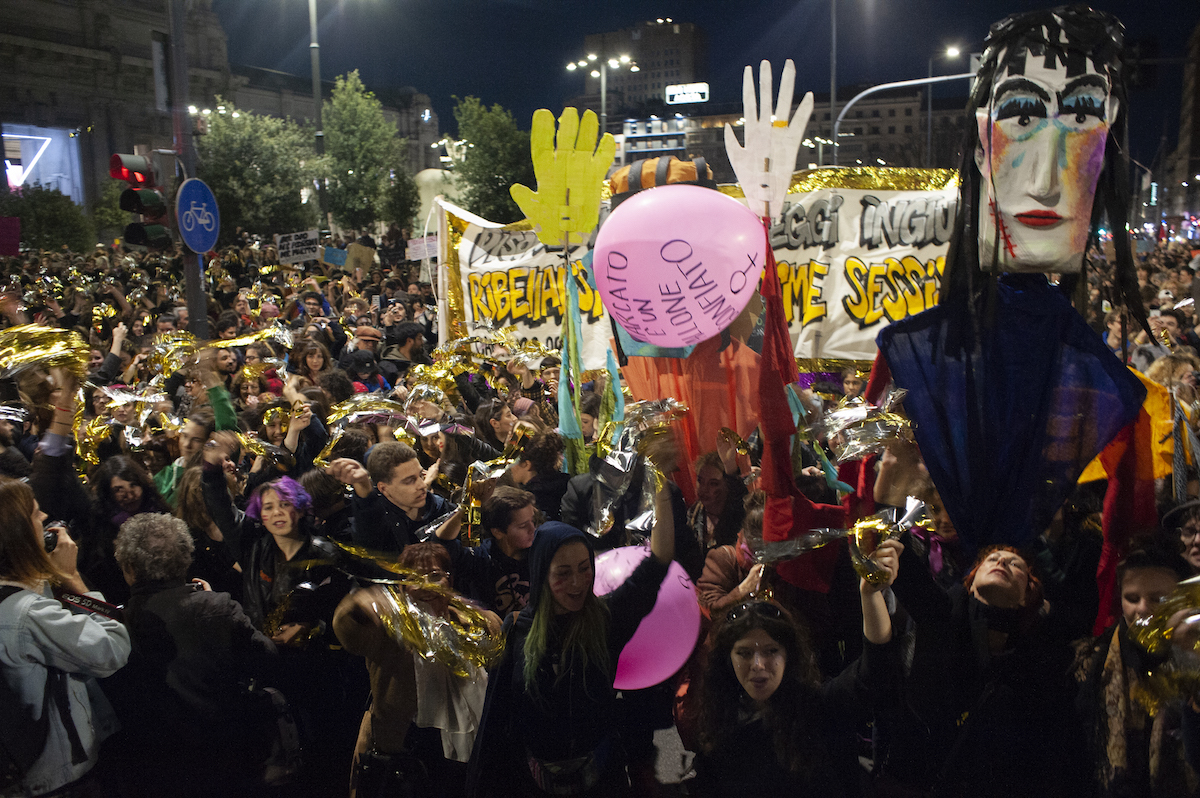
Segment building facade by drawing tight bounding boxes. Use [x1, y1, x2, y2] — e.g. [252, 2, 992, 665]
[1, 0, 440, 210]
[568, 19, 706, 128]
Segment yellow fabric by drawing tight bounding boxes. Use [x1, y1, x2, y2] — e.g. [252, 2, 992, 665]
[1080, 370, 1174, 482]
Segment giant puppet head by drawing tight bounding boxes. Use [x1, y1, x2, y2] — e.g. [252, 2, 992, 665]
[972, 6, 1125, 275]
[876, 6, 1148, 556]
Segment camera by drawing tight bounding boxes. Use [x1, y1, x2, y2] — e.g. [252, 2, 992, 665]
[43, 521, 65, 553]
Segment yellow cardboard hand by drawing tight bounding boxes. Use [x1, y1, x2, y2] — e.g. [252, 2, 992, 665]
[510, 108, 616, 246]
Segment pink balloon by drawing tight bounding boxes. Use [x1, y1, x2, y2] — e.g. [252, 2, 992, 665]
[593, 184, 767, 348]
[593, 545, 701, 690]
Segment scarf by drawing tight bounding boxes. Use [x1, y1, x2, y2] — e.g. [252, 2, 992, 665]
[1095, 625, 1198, 796]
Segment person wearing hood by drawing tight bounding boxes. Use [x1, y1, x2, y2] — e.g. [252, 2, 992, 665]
[466, 476, 676, 797]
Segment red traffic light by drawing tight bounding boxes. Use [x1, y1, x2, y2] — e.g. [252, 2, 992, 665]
[109, 154, 155, 186]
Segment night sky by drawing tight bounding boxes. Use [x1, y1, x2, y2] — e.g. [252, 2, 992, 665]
[213, 0, 1197, 167]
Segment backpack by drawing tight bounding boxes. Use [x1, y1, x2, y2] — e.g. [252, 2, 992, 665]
[0, 585, 85, 793]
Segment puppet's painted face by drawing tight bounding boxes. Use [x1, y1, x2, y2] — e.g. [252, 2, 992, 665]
[976, 43, 1117, 273]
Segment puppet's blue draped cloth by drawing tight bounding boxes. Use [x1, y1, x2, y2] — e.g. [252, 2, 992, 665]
[877, 274, 1145, 553]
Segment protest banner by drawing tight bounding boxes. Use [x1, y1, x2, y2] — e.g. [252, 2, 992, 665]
[437, 199, 612, 370]
[439, 170, 958, 367]
[756, 169, 959, 362]
[274, 230, 320, 265]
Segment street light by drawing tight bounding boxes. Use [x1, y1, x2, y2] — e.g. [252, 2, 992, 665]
[565, 52, 638, 134]
[927, 45, 962, 167]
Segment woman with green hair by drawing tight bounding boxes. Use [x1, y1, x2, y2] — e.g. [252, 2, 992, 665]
[467, 484, 674, 797]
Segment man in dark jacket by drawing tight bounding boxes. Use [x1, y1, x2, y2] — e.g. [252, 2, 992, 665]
[109, 512, 277, 797]
[434, 486, 535, 618]
[328, 441, 455, 553]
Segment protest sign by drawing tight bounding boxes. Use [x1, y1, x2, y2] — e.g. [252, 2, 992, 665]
[321, 247, 348, 267]
[274, 230, 320, 265]
[345, 242, 375, 275]
[760, 170, 959, 361]
[0, 217, 19, 257]
[406, 235, 437, 261]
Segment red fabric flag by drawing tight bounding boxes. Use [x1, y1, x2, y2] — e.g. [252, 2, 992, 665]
[1092, 412, 1158, 634]
[757, 223, 845, 593]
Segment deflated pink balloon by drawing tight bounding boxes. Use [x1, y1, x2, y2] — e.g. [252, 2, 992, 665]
[594, 545, 701, 690]
[593, 184, 767, 348]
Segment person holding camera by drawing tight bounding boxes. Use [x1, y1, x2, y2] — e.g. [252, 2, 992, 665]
[0, 477, 130, 797]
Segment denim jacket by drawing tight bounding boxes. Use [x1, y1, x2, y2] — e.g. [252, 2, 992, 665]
[0, 581, 130, 796]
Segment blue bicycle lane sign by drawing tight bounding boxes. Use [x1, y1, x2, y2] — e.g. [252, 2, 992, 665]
[176, 178, 220, 253]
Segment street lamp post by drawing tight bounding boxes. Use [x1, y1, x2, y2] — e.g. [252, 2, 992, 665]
[830, 0, 836, 165]
[926, 46, 961, 168]
[566, 53, 638, 135]
[308, 0, 327, 225]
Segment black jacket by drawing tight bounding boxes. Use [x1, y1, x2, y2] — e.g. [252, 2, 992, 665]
[877, 536, 1085, 796]
[467, 524, 669, 797]
[350, 489, 454, 553]
[560, 459, 702, 580]
[436, 536, 529, 617]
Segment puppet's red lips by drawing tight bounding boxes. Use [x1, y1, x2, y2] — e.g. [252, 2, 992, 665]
[1014, 211, 1063, 227]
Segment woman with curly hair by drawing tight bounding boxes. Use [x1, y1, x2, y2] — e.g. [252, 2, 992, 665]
[690, 540, 899, 797]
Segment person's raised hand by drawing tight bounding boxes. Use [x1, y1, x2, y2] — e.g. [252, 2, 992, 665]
[862, 538, 904, 594]
[724, 59, 813, 221]
[327, 457, 370, 487]
[737, 563, 765, 600]
[290, 402, 313, 432]
[510, 107, 616, 246]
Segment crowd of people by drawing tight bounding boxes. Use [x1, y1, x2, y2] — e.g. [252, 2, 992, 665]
[0, 229, 1198, 798]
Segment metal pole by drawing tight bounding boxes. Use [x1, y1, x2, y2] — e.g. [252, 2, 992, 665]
[309, 0, 327, 228]
[926, 56, 933, 168]
[600, 63, 607, 135]
[830, 0, 836, 165]
[167, 0, 206, 337]
[834, 73, 975, 163]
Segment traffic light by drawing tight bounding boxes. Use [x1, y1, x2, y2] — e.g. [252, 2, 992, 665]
[110, 154, 171, 250]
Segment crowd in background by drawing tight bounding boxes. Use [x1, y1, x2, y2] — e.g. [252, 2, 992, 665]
[1, 233, 1200, 798]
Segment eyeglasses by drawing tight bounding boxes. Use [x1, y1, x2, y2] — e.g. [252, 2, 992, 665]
[726, 601, 784, 623]
[1179, 524, 1200, 540]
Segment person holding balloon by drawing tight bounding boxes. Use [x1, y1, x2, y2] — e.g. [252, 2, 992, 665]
[688, 538, 900, 797]
[465, 445, 676, 798]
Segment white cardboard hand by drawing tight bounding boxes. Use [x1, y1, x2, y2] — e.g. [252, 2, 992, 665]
[724, 59, 814, 221]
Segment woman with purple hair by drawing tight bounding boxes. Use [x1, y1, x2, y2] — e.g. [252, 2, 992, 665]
[200, 436, 365, 794]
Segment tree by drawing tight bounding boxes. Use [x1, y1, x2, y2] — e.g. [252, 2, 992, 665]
[384, 166, 420, 232]
[195, 98, 322, 244]
[453, 96, 535, 223]
[0, 184, 94, 251]
[324, 71, 404, 231]
[89, 180, 128, 242]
